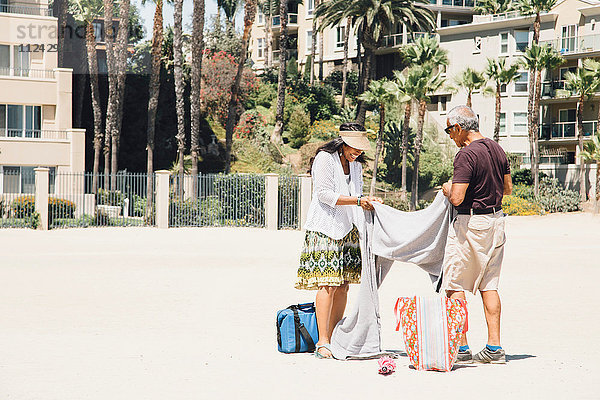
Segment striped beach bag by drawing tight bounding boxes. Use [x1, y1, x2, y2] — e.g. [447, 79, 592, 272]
[394, 296, 468, 372]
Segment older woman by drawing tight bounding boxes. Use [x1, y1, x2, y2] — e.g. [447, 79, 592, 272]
[295, 122, 382, 359]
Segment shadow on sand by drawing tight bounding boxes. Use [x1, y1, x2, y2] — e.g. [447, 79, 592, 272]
[506, 354, 536, 362]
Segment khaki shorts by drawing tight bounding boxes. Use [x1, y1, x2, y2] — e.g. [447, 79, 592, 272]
[441, 212, 506, 294]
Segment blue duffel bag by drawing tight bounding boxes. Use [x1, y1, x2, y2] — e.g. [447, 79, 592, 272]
[276, 302, 319, 353]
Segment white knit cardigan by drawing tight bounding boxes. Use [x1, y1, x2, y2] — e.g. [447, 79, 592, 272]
[303, 150, 364, 240]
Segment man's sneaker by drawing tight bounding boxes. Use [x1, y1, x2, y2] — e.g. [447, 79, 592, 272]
[455, 349, 473, 364]
[473, 347, 506, 364]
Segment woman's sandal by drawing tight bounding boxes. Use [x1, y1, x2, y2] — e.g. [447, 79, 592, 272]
[314, 344, 333, 359]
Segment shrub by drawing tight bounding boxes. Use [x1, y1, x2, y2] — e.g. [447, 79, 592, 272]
[234, 110, 267, 139]
[246, 81, 277, 109]
[502, 195, 544, 216]
[11, 196, 35, 218]
[97, 188, 124, 207]
[538, 177, 580, 213]
[287, 106, 311, 148]
[49, 197, 76, 219]
[323, 70, 360, 99]
[309, 120, 338, 141]
[511, 168, 547, 186]
[169, 199, 202, 227]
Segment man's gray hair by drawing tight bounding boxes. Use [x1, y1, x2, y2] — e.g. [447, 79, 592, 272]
[447, 105, 479, 132]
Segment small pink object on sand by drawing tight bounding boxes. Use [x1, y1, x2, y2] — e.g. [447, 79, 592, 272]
[378, 356, 396, 375]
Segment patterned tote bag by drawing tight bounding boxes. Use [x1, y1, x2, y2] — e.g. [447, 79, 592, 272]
[394, 296, 468, 372]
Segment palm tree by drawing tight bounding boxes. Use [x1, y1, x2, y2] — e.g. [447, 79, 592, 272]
[397, 34, 448, 198]
[340, 17, 352, 108]
[173, 0, 186, 185]
[190, 0, 206, 191]
[259, 0, 276, 67]
[225, 0, 258, 172]
[520, 44, 563, 196]
[579, 130, 600, 213]
[583, 58, 600, 136]
[218, 0, 242, 27]
[103, 0, 115, 188]
[564, 67, 599, 202]
[473, 0, 512, 14]
[316, 0, 435, 126]
[310, 0, 318, 84]
[483, 57, 520, 142]
[71, 0, 104, 193]
[359, 79, 408, 195]
[407, 66, 444, 210]
[270, 0, 288, 144]
[144, 0, 164, 210]
[450, 67, 486, 108]
[515, 0, 557, 44]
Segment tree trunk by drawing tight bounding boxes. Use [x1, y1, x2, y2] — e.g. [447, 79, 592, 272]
[369, 104, 385, 196]
[340, 17, 350, 108]
[318, 13, 324, 81]
[87, 22, 103, 194]
[225, 0, 257, 172]
[577, 96, 586, 202]
[493, 83, 501, 142]
[265, 13, 272, 68]
[595, 160, 600, 214]
[410, 100, 426, 211]
[527, 66, 537, 196]
[532, 67, 543, 197]
[310, 1, 317, 85]
[174, 0, 186, 192]
[111, 0, 131, 188]
[533, 13, 541, 44]
[103, 0, 115, 189]
[147, 0, 163, 214]
[57, 0, 67, 67]
[355, 47, 374, 126]
[270, 0, 288, 145]
[466, 92, 472, 108]
[401, 101, 411, 200]
[190, 0, 205, 197]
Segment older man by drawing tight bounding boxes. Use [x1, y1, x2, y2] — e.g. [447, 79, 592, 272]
[441, 105, 513, 364]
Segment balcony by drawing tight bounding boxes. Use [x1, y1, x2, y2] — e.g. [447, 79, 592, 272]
[429, 0, 476, 7]
[0, 3, 52, 16]
[539, 34, 600, 56]
[539, 121, 597, 140]
[0, 129, 69, 140]
[0, 67, 55, 79]
[472, 10, 539, 23]
[272, 13, 298, 28]
[382, 32, 437, 48]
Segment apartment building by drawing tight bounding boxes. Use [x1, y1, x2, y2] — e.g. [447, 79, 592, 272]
[434, 0, 600, 169]
[249, 0, 478, 77]
[0, 0, 84, 194]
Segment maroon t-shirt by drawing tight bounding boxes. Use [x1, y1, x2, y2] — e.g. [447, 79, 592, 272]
[452, 138, 510, 212]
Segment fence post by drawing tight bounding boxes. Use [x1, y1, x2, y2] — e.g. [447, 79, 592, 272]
[265, 173, 278, 230]
[34, 167, 49, 230]
[155, 170, 170, 229]
[299, 174, 312, 230]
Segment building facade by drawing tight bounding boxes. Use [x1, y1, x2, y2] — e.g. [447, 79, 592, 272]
[249, 0, 478, 78]
[0, 0, 84, 194]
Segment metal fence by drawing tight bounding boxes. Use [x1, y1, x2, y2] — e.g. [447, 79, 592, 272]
[278, 175, 300, 230]
[49, 172, 154, 228]
[0, 168, 37, 228]
[169, 173, 267, 228]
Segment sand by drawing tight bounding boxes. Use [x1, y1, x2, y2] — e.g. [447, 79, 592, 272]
[0, 213, 599, 399]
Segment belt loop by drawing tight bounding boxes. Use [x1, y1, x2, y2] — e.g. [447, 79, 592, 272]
[470, 208, 474, 216]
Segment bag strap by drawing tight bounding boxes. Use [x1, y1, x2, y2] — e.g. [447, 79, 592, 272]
[292, 308, 316, 352]
[394, 298, 410, 331]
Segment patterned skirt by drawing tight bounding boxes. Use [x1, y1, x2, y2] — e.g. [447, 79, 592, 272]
[295, 226, 362, 290]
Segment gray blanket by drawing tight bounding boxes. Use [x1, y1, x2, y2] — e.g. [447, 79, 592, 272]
[330, 192, 455, 360]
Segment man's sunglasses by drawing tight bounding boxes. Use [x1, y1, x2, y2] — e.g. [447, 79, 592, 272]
[445, 124, 458, 134]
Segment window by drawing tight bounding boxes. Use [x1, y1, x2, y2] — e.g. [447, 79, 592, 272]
[0, 166, 56, 194]
[559, 66, 577, 81]
[0, 44, 9, 75]
[561, 25, 577, 52]
[13, 44, 29, 76]
[257, 9, 264, 24]
[306, 31, 318, 53]
[500, 83, 507, 94]
[307, 0, 314, 16]
[499, 113, 506, 136]
[93, 22, 103, 42]
[513, 112, 528, 135]
[336, 26, 346, 49]
[257, 38, 264, 59]
[499, 32, 509, 55]
[514, 30, 530, 53]
[474, 36, 481, 53]
[0, 104, 42, 137]
[559, 108, 576, 122]
[514, 71, 528, 93]
[440, 96, 447, 113]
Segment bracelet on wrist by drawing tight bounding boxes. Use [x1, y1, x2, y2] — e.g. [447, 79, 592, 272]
[357, 195, 362, 206]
